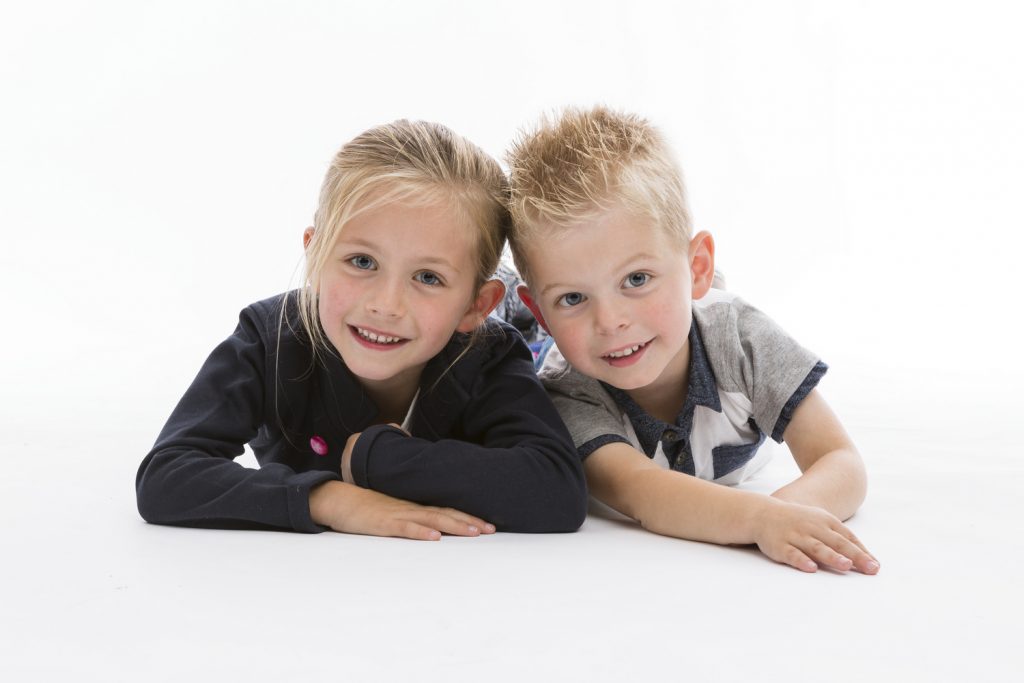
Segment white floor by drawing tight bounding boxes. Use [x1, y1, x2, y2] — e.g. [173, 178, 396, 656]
[2, 362, 1020, 682]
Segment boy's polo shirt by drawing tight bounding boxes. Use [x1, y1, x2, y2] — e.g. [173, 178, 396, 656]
[539, 290, 827, 485]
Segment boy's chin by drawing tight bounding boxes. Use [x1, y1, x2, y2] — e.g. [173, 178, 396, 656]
[588, 365, 659, 392]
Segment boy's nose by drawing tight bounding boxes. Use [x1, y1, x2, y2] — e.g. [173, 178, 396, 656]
[592, 299, 629, 335]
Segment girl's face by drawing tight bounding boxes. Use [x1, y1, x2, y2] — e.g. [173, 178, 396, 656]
[314, 199, 491, 394]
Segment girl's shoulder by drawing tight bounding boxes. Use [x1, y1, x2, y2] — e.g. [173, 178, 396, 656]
[433, 317, 533, 384]
[236, 290, 312, 346]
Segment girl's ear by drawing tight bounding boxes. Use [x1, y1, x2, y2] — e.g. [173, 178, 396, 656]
[516, 285, 551, 335]
[303, 226, 319, 293]
[689, 230, 716, 300]
[456, 279, 506, 333]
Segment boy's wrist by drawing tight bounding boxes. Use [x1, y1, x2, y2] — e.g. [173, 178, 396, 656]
[743, 493, 785, 545]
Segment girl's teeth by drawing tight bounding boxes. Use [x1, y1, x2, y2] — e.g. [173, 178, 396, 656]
[358, 328, 401, 344]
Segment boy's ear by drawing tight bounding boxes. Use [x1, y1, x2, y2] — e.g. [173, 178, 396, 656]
[516, 284, 551, 335]
[303, 226, 315, 250]
[689, 231, 716, 300]
[456, 279, 506, 333]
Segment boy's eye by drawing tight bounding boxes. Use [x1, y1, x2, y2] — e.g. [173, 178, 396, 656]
[557, 292, 586, 308]
[349, 255, 376, 270]
[623, 272, 649, 288]
[414, 271, 443, 286]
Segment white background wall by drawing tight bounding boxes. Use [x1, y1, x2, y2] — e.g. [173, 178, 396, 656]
[3, 1, 1021, 439]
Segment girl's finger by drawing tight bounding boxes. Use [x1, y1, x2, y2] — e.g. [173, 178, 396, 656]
[393, 520, 442, 541]
[418, 510, 486, 537]
[434, 507, 495, 533]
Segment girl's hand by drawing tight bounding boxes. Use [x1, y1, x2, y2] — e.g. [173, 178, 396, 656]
[309, 480, 496, 540]
[752, 498, 880, 574]
[340, 425, 406, 484]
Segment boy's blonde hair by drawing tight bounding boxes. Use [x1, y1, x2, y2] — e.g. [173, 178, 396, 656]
[506, 106, 692, 285]
[298, 119, 510, 356]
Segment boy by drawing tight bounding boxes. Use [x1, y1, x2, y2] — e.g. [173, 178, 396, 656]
[506, 106, 879, 574]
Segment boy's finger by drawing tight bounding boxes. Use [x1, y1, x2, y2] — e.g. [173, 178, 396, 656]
[804, 539, 853, 573]
[834, 523, 872, 556]
[826, 531, 879, 574]
[783, 546, 818, 573]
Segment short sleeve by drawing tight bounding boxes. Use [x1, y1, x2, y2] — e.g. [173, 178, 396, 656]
[695, 295, 826, 444]
[539, 346, 630, 455]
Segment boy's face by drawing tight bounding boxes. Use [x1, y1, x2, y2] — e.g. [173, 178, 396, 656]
[520, 206, 713, 395]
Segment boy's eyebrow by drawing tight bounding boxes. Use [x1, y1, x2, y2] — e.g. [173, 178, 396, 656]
[335, 237, 461, 273]
[539, 251, 660, 295]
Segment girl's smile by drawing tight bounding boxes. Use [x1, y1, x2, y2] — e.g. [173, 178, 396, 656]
[315, 197, 483, 397]
[350, 325, 410, 349]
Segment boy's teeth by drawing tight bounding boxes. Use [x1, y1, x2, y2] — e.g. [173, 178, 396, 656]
[607, 343, 642, 358]
[358, 327, 402, 344]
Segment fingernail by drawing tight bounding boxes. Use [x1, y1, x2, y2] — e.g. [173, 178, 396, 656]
[429, 531, 441, 540]
[467, 525, 479, 534]
[866, 561, 880, 573]
[484, 524, 496, 533]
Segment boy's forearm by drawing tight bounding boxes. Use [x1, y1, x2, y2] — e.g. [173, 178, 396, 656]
[589, 456, 769, 545]
[771, 448, 867, 521]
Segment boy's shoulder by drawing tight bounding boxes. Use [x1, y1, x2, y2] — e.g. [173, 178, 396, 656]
[692, 289, 819, 395]
[538, 344, 619, 411]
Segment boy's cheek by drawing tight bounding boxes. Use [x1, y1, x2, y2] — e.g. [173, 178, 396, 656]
[546, 323, 591, 367]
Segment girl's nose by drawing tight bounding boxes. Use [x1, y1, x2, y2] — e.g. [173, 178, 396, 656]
[366, 278, 406, 318]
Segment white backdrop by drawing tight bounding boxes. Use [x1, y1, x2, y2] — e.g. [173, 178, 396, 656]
[2, 1, 1022, 681]
[2, 0, 1021, 432]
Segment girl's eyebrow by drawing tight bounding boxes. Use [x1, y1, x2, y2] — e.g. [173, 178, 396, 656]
[335, 237, 461, 274]
[540, 251, 659, 295]
[419, 255, 462, 274]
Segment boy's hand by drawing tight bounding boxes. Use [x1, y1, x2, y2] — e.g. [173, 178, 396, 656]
[752, 498, 879, 574]
[309, 480, 496, 540]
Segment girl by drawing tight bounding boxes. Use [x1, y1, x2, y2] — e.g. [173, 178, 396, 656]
[136, 120, 587, 538]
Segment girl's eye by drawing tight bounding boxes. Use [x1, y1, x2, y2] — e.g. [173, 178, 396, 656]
[557, 292, 586, 308]
[624, 272, 649, 289]
[349, 255, 376, 270]
[414, 271, 442, 286]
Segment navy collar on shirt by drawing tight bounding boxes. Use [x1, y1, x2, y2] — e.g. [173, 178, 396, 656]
[599, 321, 721, 464]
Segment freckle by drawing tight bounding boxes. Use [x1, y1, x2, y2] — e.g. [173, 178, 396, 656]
[310, 436, 328, 456]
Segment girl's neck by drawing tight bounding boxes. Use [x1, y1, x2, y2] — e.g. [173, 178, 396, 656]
[358, 366, 424, 425]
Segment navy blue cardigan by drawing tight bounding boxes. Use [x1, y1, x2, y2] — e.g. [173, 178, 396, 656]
[136, 293, 587, 533]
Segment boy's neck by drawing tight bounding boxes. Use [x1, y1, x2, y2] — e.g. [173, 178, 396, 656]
[623, 340, 691, 424]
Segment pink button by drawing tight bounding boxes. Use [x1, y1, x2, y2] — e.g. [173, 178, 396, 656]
[310, 435, 328, 456]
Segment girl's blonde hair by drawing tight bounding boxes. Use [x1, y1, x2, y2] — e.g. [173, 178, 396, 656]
[297, 120, 510, 357]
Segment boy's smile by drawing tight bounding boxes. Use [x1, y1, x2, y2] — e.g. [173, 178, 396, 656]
[521, 205, 713, 405]
[601, 338, 653, 367]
